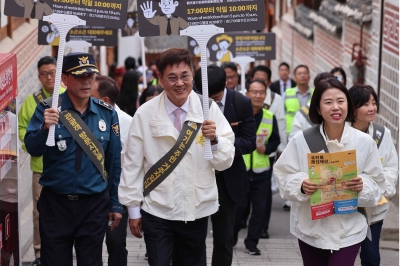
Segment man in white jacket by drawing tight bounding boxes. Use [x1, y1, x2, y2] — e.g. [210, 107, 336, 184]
[118, 48, 235, 265]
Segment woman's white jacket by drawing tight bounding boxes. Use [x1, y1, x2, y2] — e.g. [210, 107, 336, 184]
[366, 122, 398, 223]
[274, 122, 385, 250]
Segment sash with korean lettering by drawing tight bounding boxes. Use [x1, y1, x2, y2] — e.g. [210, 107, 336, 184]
[33, 88, 47, 104]
[59, 109, 108, 183]
[143, 121, 202, 197]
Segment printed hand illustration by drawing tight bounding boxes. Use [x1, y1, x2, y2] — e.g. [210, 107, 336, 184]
[141, 1, 157, 19]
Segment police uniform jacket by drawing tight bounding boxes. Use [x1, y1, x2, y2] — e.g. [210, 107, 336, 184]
[24, 92, 123, 213]
[274, 123, 385, 251]
[18, 87, 66, 173]
[118, 91, 235, 222]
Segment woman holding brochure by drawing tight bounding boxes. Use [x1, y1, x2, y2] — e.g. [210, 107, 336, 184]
[348, 84, 398, 266]
[273, 78, 385, 265]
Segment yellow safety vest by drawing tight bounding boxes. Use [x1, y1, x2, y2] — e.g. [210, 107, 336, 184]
[284, 87, 314, 134]
[243, 109, 274, 173]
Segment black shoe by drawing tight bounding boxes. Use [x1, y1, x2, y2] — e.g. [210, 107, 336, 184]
[144, 252, 148, 260]
[283, 204, 291, 211]
[261, 229, 269, 239]
[32, 258, 41, 266]
[246, 247, 261, 255]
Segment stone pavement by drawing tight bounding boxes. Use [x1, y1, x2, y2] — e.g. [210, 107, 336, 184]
[22, 237, 399, 266]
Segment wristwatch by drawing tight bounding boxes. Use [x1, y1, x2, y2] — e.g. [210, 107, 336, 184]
[211, 134, 219, 145]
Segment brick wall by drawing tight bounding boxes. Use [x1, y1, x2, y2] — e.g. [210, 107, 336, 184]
[271, 5, 398, 146]
[377, 0, 399, 146]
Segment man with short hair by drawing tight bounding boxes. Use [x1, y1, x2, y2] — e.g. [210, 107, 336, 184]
[233, 80, 280, 256]
[195, 65, 256, 265]
[283, 64, 313, 136]
[124, 56, 136, 71]
[24, 52, 123, 266]
[281, 64, 313, 211]
[270, 62, 297, 95]
[249, 65, 287, 234]
[18, 56, 66, 266]
[118, 48, 235, 265]
[221, 62, 241, 92]
[92, 75, 131, 266]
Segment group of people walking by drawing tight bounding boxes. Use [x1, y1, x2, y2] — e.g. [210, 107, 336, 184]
[17, 46, 397, 266]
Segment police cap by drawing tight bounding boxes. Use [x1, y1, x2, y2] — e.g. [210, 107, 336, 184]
[62, 52, 100, 77]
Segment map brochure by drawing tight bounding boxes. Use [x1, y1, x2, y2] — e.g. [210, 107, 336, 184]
[307, 150, 358, 220]
[256, 128, 269, 147]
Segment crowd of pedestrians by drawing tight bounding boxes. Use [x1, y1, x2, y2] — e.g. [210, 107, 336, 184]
[16, 47, 397, 266]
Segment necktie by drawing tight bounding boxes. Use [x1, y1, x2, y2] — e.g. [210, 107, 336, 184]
[283, 82, 286, 93]
[30, 2, 37, 19]
[166, 18, 172, 35]
[173, 108, 183, 132]
[217, 101, 223, 112]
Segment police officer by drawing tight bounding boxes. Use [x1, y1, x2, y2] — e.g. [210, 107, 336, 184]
[24, 52, 123, 266]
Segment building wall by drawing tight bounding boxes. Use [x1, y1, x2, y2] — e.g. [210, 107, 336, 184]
[271, 3, 399, 146]
[0, 19, 51, 255]
[378, 0, 399, 146]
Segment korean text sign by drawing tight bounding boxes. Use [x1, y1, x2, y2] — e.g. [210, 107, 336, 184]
[4, 0, 128, 29]
[137, 0, 265, 36]
[38, 20, 118, 46]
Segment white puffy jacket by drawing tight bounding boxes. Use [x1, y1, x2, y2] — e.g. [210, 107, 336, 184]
[365, 122, 398, 223]
[274, 123, 385, 250]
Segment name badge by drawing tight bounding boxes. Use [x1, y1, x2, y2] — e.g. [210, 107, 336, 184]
[99, 119, 106, 132]
[57, 140, 67, 151]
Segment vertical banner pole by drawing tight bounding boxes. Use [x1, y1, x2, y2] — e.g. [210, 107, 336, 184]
[100, 46, 107, 75]
[43, 14, 86, 146]
[231, 56, 255, 92]
[140, 36, 147, 88]
[180, 25, 224, 160]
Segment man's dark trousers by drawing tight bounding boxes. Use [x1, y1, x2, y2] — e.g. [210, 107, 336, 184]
[234, 178, 269, 249]
[262, 157, 275, 232]
[106, 206, 128, 266]
[209, 172, 238, 265]
[38, 188, 109, 266]
[142, 210, 208, 266]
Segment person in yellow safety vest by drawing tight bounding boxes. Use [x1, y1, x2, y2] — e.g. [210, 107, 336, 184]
[283, 64, 314, 135]
[233, 80, 280, 256]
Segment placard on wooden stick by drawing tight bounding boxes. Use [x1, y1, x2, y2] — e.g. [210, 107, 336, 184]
[5, 0, 128, 146]
[136, 0, 265, 159]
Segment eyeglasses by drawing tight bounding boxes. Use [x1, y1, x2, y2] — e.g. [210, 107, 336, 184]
[164, 74, 192, 83]
[248, 90, 266, 96]
[39, 71, 56, 78]
[226, 75, 238, 80]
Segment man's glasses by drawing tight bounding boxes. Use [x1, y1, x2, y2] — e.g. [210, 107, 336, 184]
[164, 75, 191, 83]
[39, 71, 56, 78]
[226, 75, 238, 80]
[248, 90, 266, 96]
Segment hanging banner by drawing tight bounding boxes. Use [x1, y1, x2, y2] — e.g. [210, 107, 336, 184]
[137, 0, 265, 36]
[4, 0, 128, 28]
[122, 11, 139, 37]
[0, 53, 19, 266]
[189, 32, 276, 62]
[38, 20, 118, 46]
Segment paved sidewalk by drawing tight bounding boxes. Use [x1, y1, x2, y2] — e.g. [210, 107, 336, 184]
[22, 237, 399, 266]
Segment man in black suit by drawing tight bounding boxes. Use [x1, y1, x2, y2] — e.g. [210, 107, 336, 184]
[195, 65, 256, 266]
[270, 62, 296, 95]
